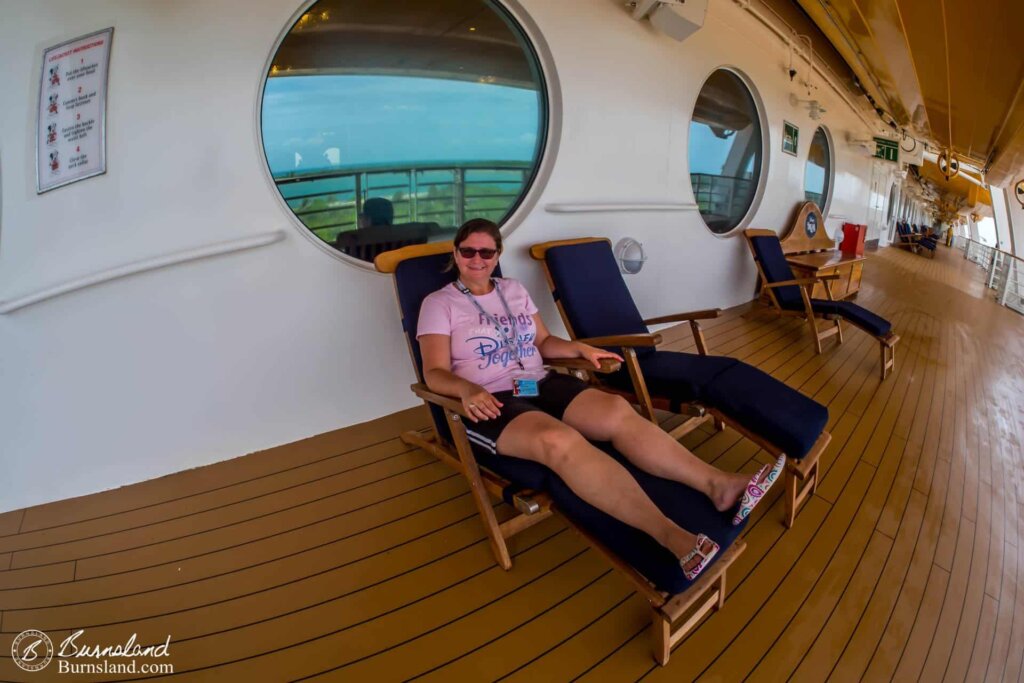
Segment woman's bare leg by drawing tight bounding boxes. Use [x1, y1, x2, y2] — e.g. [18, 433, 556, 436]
[496, 411, 701, 563]
[562, 389, 751, 511]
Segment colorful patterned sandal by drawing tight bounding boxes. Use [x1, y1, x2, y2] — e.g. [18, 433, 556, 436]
[680, 533, 719, 580]
[732, 454, 787, 526]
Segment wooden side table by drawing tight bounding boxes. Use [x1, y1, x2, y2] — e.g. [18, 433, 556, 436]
[785, 251, 866, 300]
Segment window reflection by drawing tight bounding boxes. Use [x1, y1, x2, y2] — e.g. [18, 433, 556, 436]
[688, 70, 763, 234]
[804, 127, 831, 211]
[261, 0, 547, 262]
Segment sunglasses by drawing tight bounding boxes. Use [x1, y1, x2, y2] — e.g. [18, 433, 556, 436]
[457, 247, 499, 259]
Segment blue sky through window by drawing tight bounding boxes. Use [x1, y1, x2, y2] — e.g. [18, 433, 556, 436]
[262, 75, 541, 177]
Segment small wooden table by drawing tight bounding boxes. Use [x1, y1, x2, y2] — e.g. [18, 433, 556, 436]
[785, 250, 865, 300]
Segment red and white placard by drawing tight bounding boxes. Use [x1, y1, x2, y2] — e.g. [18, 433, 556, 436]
[37, 28, 113, 193]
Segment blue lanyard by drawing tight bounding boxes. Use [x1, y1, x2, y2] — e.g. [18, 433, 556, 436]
[453, 278, 525, 370]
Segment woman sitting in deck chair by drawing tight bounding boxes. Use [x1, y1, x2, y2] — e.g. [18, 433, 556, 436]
[417, 219, 785, 580]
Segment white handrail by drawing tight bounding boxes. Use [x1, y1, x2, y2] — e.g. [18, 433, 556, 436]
[0, 230, 286, 314]
[545, 202, 699, 213]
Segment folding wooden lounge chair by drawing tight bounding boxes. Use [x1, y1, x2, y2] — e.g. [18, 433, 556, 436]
[893, 223, 921, 254]
[744, 229, 900, 380]
[375, 241, 747, 665]
[529, 238, 831, 529]
[912, 224, 938, 253]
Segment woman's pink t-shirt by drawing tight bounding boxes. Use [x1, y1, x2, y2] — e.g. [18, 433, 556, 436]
[417, 278, 545, 394]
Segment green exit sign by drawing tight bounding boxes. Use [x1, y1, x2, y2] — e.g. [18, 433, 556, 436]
[874, 137, 899, 162]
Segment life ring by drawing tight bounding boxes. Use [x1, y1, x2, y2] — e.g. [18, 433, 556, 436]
[937, 150, 960, 180]
[1015, 178, 1024, 208]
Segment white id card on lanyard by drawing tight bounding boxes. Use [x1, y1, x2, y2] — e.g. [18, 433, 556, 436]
[511, 370, 547, 397]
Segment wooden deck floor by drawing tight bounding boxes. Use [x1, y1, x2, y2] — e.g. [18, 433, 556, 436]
[2, 244, 1023, 682]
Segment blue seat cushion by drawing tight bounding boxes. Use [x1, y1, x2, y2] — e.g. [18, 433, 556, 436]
[703, 362, 829, 459]
[606, 350, 827, 459]
[546, 442, 744, 594]
[606, 351, 738, 406]
[748, 236, 803, 309]
[544, 241, 655, 358]
[809, 299, 892, 337]
[474, 442, 743, 594]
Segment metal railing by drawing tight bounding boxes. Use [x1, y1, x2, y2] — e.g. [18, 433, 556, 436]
[690, 173, 754, 229]
[963, 238, 1024, 316]
[273, 161, 532, 243]
[964, 238, 996, 268]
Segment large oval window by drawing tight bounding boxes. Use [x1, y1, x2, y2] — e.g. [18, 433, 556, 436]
[688, 69, 763, 234]
[260, 0, 548, 263]
[804, 126, 832, 212]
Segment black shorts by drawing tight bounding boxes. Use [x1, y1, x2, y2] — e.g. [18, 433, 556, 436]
[463, 372, 591, 457]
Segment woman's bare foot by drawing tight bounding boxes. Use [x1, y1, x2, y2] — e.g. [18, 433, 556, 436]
[710, 471, 756, 512]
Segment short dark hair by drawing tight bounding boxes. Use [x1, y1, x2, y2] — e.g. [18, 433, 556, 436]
[445, 218, 502, 272]
[362, 197, 394, 226]
[453, 218, 502, 252]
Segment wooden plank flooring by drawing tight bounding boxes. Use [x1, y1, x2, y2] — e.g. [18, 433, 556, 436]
[2, 245, 1022, 682]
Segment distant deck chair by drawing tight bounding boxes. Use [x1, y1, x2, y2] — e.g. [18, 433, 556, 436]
[744, 229, 900, 380]
[897, 223, 935, 256]
[530, 238, 831, 529]
[893, 223, 921, 254]
[910, 224, 938, 253]
[335, 222, 434, 261]
[375, 241, 748, 665]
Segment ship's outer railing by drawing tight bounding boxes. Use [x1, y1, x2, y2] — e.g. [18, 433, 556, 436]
[272, 161, 532, 242]
[964, 238, 996, 269]
[963, 238, 1024, 316]
[690, 173, 754, 221]
[992, 250, 1024, 315]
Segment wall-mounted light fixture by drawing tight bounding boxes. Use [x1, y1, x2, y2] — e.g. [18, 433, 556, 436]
[614, 238, 647, 274]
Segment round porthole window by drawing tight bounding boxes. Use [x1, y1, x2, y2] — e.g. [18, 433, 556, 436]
[260, 0, 549, 263]
[688, 69, 764, 235]
[804, 126, 832, 212]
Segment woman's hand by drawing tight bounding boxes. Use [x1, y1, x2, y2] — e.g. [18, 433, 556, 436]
[576, 342, 624, 369]
[459, 384, 504, 422]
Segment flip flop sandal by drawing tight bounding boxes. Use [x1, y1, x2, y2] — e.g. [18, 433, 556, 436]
[680, 533, 720, 581]
[732, 454, 787, 526]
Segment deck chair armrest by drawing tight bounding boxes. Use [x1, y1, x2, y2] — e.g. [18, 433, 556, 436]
[410, 383, 470, 417]
[545, 357, 622, 373]
[642, 308, 722, 325]
[577, 333, 662, 348]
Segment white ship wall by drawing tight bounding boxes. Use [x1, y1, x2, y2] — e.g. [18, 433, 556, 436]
[0, 0, 880, 512]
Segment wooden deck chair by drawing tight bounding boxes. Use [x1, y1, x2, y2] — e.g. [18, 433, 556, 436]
[744, 229, 900, 380]
[529, 238, 831, 529]
[893, 222, 920, 254]
[910, 224, 938, 255]
[375, 241, 748, 665]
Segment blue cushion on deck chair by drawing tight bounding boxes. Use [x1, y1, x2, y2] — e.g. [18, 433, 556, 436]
[749, 234, 893, 339]
[479, 440, 746, 594]
[605, 350, 739, 405]
[545, 239, 827, 459]
[390, 248, 743, 594]
[544, 241, 655, 359]
[703, 362, 828, 459]
[611, 350, 826, 459]
[545, 442, 745, 594]
[748, 236, 805, 309]
[808, 300, 892, 337]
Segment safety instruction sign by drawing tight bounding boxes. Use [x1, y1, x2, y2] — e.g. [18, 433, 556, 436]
[37, 28, 113, 193]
